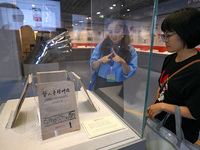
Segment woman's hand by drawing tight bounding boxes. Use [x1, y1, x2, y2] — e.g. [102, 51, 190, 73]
[92, 52, 113, 70]
[147, 103, 164, 119]
[99, 52, 113, 64]
[112, 49, 130, 75]
[112, 49, 126, 64]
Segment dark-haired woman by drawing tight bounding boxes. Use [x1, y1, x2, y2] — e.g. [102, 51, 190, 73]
[147, 7, 200, 144]
[90, 19, 137, 91]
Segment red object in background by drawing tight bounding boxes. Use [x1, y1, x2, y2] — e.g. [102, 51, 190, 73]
[71, 43, 200, 53]
[71, 43, 98, 48]
[158, 33, 161, 39]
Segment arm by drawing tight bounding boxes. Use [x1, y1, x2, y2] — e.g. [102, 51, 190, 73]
[146, 87, 160, 118]
[91, 59, 102, 70]
[120, 60, 130, 75]
[147, 103, 196, 120]
[118, 59, 130, 75]
[112, 49, 130, 75]
[91, 52, 113, 70]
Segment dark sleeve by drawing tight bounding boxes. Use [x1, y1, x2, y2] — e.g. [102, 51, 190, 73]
[185, 67, 200, 120]
[185, 86, 200, 120]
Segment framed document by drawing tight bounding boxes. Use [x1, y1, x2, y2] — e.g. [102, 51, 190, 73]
[37, 71, 80, 140]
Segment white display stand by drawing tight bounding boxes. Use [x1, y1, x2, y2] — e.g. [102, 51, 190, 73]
[0, 90, 143, 150]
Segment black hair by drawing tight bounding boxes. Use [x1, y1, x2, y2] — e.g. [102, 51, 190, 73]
[161, 7, 200, 49]
[100, 18, 131, 64]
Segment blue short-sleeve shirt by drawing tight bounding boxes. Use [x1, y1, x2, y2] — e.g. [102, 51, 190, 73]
[90, 41, 137, 82]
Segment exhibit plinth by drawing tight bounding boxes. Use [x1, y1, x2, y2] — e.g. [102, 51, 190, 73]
[0, 91, 144, 150]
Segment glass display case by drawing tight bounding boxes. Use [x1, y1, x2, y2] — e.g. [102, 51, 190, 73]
[0, 0, 200, 149]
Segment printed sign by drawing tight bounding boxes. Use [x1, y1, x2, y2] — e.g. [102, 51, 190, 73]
[82, 115, 125, 138]
[37, 79, 80, 140]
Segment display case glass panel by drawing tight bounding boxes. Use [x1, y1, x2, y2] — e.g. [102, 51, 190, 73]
[1, 0, 200, 149]
[91, 0, 158, 138]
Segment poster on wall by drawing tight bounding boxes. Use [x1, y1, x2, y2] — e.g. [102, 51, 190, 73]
[0, 0, 61, 31]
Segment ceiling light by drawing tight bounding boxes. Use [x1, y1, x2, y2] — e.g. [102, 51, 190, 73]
[127, 9, 130, 12]
[113, 4, 116, 6]
[110, 7, 113, 9]
[96, 12, 100, 14]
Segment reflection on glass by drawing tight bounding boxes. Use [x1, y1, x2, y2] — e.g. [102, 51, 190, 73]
[1, 0, 199, 146]
[0, 0, 62, 82]
[0, 3, 24, 30]
[91, 0, 155, 138]
[24, 31, 72, 64]
[0, 2, 25, 82]
[90, 17, 138, 93]
[0, 0, 61, 31]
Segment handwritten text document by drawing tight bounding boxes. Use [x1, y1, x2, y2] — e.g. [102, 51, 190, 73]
[37, 80, 80, 140]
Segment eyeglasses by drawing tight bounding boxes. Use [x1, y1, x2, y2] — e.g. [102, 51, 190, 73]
[161, 32, 176, 42]
[108, 29, 122, 34]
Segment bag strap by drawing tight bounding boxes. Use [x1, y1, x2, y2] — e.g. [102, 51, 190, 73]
[156, 113, 170, 130]
[174, 105, 184, 147]
[158, 106, 184, 147]
[156, 106, 184, 147]
[160, 59, 200, 93]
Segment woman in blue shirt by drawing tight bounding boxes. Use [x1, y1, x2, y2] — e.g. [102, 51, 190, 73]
[90, 18, 138, 90]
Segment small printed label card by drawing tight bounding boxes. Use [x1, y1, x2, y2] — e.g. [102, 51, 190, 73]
[82, 115, 126, 138]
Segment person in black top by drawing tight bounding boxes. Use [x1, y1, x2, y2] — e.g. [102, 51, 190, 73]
[147, 7, 200, 143]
